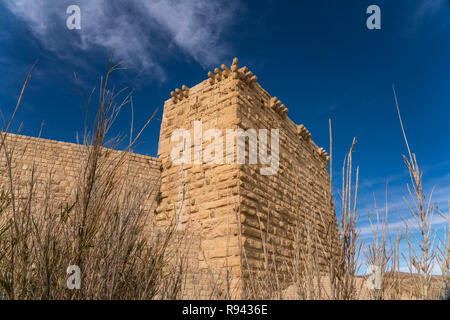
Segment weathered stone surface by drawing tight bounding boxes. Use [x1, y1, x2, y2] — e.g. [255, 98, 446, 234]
[0, 133, 161, 213]
[157, 58, 338, 298]
[0, 58, 338, 299]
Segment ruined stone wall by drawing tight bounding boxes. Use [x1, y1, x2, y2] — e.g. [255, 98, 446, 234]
[0, 133, 160, 214]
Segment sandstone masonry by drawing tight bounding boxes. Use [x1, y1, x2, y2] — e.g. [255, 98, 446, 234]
[0, 58, 337, 299]
[157, 58, 337, 298]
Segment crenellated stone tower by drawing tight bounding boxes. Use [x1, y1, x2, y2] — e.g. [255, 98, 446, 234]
[156, 58, 337, 299]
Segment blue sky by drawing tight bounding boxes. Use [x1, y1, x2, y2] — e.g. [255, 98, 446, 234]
[1, 0, 449, 273]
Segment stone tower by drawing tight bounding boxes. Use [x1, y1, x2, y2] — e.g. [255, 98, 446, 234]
[156, 58, 337, 299]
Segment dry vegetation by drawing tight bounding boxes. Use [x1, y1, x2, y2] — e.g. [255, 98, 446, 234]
[0, 64, 448, 300]
[0, 62, 182, 299]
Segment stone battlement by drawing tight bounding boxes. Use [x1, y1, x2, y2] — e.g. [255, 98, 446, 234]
[157, 58, 336, 298]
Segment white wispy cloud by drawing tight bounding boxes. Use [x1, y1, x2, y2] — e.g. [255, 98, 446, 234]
[358, 215, 448, 237]
[416, 0, 446, 18]
[3, 0, 241, 78]
[412, 0, 450, 32]
[358, 173, 407, 190]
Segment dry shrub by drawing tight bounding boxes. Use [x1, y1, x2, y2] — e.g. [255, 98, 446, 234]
[359, 87, 449, 300]
[392, 86, 444, 299]
[436, 201, 449, 299]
